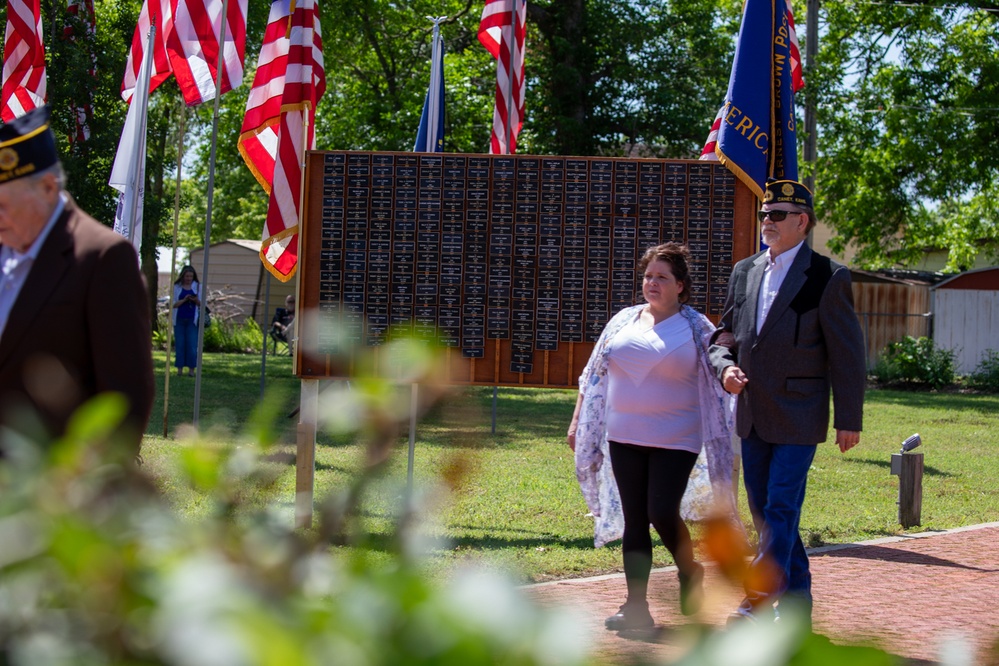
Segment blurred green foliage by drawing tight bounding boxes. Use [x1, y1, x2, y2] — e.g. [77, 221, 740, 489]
[0, 340, 592, 665]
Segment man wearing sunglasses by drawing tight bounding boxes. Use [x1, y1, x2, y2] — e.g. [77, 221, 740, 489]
[708, 178, 866, 627]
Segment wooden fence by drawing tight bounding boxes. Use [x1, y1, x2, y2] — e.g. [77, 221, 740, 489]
[852, 280, 932, 368]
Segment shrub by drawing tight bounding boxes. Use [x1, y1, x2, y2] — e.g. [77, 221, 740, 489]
[203, 316, 263, 353]
[153, 291, 265, 354]
[871, 336, 956, 389]
[968, 349, 999, 392]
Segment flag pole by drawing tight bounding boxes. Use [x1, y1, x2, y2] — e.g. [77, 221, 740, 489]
[426, 16, 445, 152]
[193, 0, 232, 425]
[163, 99, 187, 437]
[495, 0, 518, 429]
[295, 101, 316, 528]
[125, 25, 155, 246]
[293, 106, 310, 376]
[505, 0, 516, 154]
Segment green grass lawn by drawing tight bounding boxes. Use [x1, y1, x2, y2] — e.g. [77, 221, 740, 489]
[142, 351, 999, 583]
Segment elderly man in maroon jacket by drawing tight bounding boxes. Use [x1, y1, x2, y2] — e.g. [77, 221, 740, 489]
[0, 106, 154, 457]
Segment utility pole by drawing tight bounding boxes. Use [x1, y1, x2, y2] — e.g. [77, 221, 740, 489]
[804, 0, 819, 195]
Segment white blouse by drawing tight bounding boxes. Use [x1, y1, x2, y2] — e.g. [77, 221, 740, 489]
[604, 310, 701, 453]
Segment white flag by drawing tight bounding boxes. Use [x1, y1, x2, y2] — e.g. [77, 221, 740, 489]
[109, 25, 156, 258]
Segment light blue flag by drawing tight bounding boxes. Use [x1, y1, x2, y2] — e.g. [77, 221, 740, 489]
[715, 0, 799, 200]
[414, 20, 445, 152]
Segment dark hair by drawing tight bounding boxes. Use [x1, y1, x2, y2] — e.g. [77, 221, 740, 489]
[174, 265, 199, 285]
[638, 242, 693, 304]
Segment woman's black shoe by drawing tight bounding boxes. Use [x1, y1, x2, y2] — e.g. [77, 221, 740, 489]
[604, 602, 655, 631]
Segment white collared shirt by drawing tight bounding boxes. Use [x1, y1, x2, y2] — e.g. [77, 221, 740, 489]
[757, 240, 805, 334]
[0, 193, 68, 340]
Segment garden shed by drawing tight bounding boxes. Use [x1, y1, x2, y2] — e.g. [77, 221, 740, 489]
[931, 267, 999, 374]
[850, 269, 935, 368]
[188, 240, 296, 330]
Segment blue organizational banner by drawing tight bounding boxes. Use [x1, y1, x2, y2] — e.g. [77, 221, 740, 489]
[715, 0, 799, 199]
[414, 26, 446, 152]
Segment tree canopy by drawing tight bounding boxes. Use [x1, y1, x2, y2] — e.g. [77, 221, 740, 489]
[811, 1, 999, 270]
[4, 0, 998, 283]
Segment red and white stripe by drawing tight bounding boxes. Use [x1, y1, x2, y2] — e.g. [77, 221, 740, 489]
[1, 0, 46, 122]
[786, 0, 805, 92]
[65, 0, 96, 141]
[238, 0, 325, 282]
[478, 0, 526, 155]
[121, 0, 173, 103]
[698, 106, 724, 161]
[168, 0, 247, 106]
[699, 0, 805, 160]
[122, 0, 246, 106]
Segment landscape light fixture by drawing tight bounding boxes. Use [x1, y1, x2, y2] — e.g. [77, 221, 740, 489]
[900, 433, 922, 453]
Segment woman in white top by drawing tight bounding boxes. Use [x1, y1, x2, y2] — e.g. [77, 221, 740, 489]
[568, 243, 734, 631]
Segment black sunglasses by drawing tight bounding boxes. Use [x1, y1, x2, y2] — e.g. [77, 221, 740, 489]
[756, 209, 802, 224]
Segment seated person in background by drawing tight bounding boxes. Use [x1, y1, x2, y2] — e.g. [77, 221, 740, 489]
[270, 295, 296, 343]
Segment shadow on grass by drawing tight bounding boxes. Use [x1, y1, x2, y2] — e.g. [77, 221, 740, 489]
[846, 457, 954, 478]
[865, 389, 999, 410]
[347, 530, 601, 554]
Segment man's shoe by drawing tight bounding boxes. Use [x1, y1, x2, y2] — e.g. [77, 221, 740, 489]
[726, 599, 777, 627]
[678, 563, 704, 616]
[604, 602, 655, 631]
[726, 609, 758, 627]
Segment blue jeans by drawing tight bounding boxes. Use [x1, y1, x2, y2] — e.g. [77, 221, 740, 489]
[174, 319, 199, 370]
[738, 431, 817, 619]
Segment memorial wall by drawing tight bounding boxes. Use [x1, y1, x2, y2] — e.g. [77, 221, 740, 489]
[296, 151, 756, 387]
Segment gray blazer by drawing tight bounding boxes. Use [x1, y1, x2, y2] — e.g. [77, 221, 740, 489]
[708, 244, 866, 445]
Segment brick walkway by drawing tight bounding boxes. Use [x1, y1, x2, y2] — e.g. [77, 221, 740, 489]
[525, 523, 999, 665]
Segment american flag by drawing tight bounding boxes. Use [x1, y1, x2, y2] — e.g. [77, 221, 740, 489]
[169, 0, 247, 105]
[1, 0, 46, 122]
[65, 0, 96, 142]
[786, 0, 805, 93]
[238, 0, 325, 282]
[121, 0, 173, 104]
[121, 0, 247, 106]
[700, 0, 804, 161]
[478, 0, 526, 155]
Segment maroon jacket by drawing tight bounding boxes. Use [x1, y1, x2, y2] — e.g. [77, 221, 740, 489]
[0, 198, 154, 454]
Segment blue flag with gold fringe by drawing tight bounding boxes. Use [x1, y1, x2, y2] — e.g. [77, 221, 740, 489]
[715, 0, 799, 199]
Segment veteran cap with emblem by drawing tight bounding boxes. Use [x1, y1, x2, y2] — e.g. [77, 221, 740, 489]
[763, 177, 813, 209]
[0, 106, 58, 185]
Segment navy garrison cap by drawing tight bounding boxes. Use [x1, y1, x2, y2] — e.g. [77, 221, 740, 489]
[763, 178, 813, 209]
[0, 106, 58, 185]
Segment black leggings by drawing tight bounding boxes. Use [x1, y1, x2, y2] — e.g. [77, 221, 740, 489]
[609, 441, 699, 603]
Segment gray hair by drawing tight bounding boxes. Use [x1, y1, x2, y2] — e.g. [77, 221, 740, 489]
[28, 162, 66, 190]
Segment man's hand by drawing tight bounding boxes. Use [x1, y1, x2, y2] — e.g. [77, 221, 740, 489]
[722, 366, 748, 395]
[836, 429, 860, 453]
[714, 331, 736, 348]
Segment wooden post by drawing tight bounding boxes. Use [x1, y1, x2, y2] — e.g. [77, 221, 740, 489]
[295, 379, 319, 529]
[898, 452, 923, 528]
